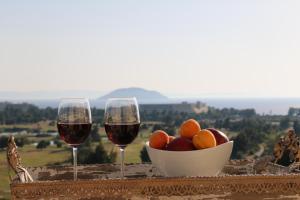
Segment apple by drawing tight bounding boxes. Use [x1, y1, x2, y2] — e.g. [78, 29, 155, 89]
[206, 128, 229, 145]
[166, 137, 195, 151]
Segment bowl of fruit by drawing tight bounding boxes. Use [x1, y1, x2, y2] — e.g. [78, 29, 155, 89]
[146, 119, 233, 177]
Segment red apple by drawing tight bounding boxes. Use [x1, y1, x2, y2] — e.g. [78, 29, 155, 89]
[166, 137, 195, 151]
[206, 128, 229, 145]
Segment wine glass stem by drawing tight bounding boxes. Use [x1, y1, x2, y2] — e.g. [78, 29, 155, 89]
[120, 146, 125, 178]
[72, 147, 78, 181]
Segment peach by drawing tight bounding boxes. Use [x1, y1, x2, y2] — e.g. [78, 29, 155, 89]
[179, 119, 201, 139]
[149, 130, 169, 150]
[193, 129, 216, 150]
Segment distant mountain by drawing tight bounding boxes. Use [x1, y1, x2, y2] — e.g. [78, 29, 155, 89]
[94, 87, 169, 106]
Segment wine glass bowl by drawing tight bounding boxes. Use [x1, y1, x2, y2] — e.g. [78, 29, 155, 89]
[57, 123, 91, 147]
[104, 123, 140, 147]
[104, 97, 140, 178]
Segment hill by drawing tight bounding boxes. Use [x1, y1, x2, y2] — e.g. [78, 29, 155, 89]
[95, 87, 169, 105]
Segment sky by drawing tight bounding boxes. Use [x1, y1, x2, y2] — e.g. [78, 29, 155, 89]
[1, 0, 300, 98]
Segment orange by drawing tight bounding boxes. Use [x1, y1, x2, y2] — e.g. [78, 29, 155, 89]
[179, 119, 201, 139]
[169, 136, 175, 142]
[192, 129, 216, 149]
[149, 130, 169, 149]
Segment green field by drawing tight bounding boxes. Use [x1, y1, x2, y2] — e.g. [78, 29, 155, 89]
[0, 128, 150, 200]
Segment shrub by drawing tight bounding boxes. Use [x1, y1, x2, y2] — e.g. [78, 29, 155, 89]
[14, 136, 30, 147]
[90, 124, 101, 142]
[78, 139, 117, 164]
[54, 140, 62, 148]
[36, 140, 50, 149]
[0, 136, 8, 149]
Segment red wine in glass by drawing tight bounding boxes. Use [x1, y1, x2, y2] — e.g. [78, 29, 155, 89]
[57, 123, 92, 147]
[104, 97, 140, 178]
[105, 123, 140, 146]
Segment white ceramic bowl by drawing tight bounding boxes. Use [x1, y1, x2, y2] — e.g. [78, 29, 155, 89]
[146, 141, 233, 177]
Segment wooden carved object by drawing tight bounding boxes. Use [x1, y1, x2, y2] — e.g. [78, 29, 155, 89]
[7, 135, 33, 183]
[273, 129, 300, 169]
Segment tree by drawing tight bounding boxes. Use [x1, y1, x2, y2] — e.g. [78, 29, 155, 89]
[231, 124, 266, 159]
[231, 133, 248, 159]
[77, 143, 93, 164]
[294, 120, 300, 135]
[78, 138, 116, 164]
[107, 147, 117, 163]
[0, 136, 8, 149]
[93, 144, 117, 163]
[36, 140, 50, 149]
[15, 136, 30, 147]
[90, 124, 101, 142]
[91, 107, 104, 124]
[54, 140, 62, 148]
[140, 146, 150, 162]
[93, 143, 110, 163]
[240, 109, 256, 118]
[214, 119, 223, 128]
[280, 117, 290, 130]
[223, 118, 230, 129]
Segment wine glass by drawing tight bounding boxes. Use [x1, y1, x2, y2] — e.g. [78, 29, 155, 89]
[104, 97, 140, 178]
[57, 98, 92, 180]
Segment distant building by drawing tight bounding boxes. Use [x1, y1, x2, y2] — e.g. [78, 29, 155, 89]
[140, 101, 208, 114]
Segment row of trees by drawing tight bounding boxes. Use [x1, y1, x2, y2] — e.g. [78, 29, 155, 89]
[0, 102, 257, 125]
[0, 103, 105, 125]
[0, 103, 57, 124]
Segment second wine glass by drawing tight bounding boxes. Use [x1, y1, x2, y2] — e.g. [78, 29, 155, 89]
[104, 97, 140, 178]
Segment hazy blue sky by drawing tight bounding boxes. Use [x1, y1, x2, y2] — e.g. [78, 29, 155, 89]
[1, 1, 300, 97]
